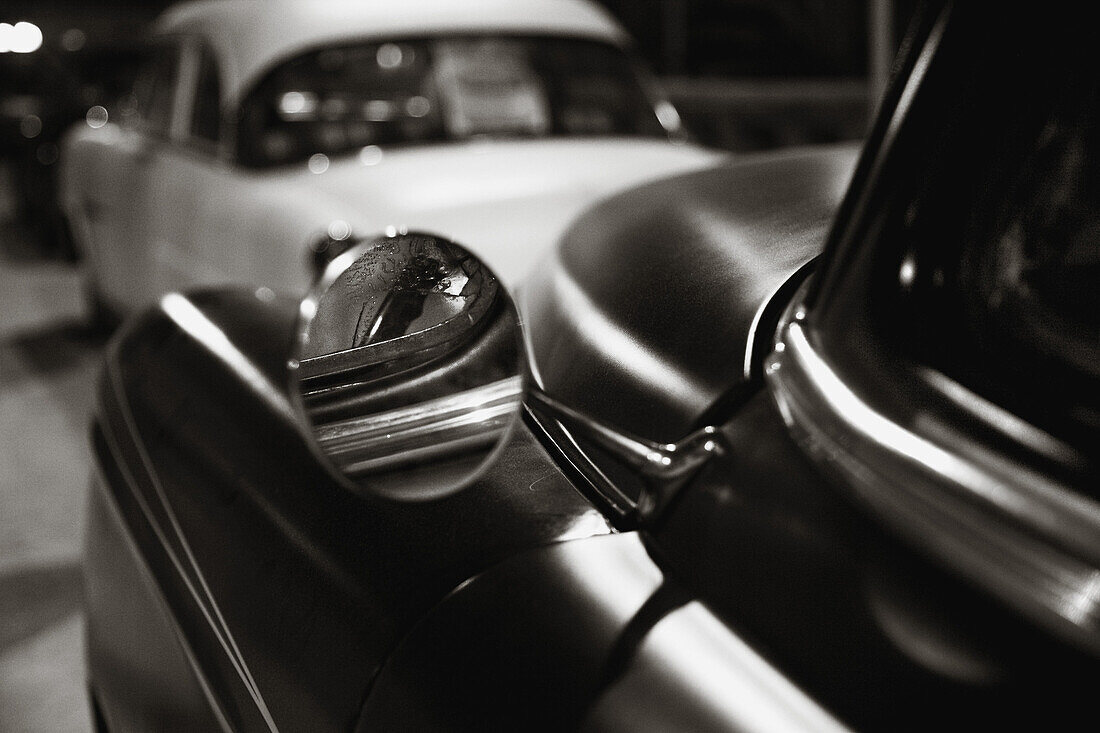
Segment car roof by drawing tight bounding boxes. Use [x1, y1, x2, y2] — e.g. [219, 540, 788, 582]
[156, 0, 629, 107]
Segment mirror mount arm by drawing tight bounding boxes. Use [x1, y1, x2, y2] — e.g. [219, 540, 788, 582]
[526, 388, 725, 526]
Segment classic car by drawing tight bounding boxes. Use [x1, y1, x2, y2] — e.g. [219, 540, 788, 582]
[85, 2, 1098, 731]
[57, 0, 721, 325]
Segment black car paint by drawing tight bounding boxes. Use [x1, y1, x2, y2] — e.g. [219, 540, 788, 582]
[522, 142, 859, 444]
[652, 392, 1094, 730]
[85, 139, 860, 730]
[88, 289, 612, 730]
[87, 273, 849, 731]
[85, 3, 1100, 729]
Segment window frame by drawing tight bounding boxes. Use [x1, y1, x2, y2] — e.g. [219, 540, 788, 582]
[172, 36, 227, 159]
[129, 37, 185, 141]
[233, 33, 673, 169]
[764, 0, 1100, 657]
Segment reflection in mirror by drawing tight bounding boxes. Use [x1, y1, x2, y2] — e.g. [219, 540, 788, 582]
[290, 231, 523, 500]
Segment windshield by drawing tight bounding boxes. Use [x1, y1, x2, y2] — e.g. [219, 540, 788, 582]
[237, 35, 674, 167]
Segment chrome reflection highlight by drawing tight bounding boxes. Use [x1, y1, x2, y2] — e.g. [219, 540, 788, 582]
[278, 90, 317, 117]
[359, 145, 383, 165]
[326, 219, 352, 241]
[60, 28, 85, 52]
[160, 293, 294, 422]
[290, 232, 524, 500]
[315, 376, 521, 476]
[527, 388, 723, 525]
[587, 601, 849, 732]
[767, 314, 1100, 654]
[19, 114, 41, 138]
[376, 42, 404, 69]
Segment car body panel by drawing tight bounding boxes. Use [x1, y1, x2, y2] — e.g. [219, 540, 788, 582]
[359, 532, 844, 732]
[358, 532, 667, 731]
[62, 128, 721, 314]
[84, 470, 231, 732]
[296, 138, 724, 284]
[650, 390, 1096, 730]
[521, 142, 858, 442]
[89, 288, 611, 730]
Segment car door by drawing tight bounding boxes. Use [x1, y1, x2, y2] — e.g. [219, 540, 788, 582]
[137, 36, 228, 303]
[97, 34, 232, 311]
[144, 37, 243, 299]
[92, 39, 182, 310]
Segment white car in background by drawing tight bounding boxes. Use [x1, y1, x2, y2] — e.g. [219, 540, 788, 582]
[59, 0, 724, 320]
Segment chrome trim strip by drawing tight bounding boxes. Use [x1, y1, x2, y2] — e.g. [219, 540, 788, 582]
[743, 257, 821, 382]
[316, 376, 522, 474]
[91, 458, 236, 733]
[104, 339, 280, 731]
[527, 388, 723, 523]
[743, 281, 779, 381]
[766, 318, 1100, 654]
[524, 404, 638, 520]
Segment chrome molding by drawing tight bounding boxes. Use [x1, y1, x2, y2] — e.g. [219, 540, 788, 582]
[527, 389, 723, 524]
[90, 458, 236, 733]
[104, 321, 281, 732]
[315, 376, 522, 475]
[766, 313, 1100, 655]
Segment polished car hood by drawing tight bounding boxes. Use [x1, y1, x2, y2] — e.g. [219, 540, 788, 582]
[521, 142, 861, 442]
[292, 138, 725, 283]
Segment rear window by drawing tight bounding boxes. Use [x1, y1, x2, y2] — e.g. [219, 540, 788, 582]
[237, 35, 672, 167]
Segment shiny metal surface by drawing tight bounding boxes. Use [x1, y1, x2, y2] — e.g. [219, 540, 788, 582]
[315, 377, 521, 476]
[527, 388, 723, 524]
[652, 390, 1098, 730]
[83, 4, 1100, 727]
[521, 143, 858, 444]
[581, 601, 848, 733]
[89, 287, 609, 731]
[762, 0, 1100, 662]
[767, 311, 1100, 655]
[290, 232, 524, 500]
[359, 532, 845, 732]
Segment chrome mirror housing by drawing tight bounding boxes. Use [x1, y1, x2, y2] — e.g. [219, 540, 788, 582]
[289, 231, 524, 500]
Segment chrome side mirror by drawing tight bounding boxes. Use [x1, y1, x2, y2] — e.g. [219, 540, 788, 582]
[289, 231, 523, 500]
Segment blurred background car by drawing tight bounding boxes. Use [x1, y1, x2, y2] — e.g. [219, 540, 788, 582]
[3, 0, 917, 274]
[56, 0, 728, 323]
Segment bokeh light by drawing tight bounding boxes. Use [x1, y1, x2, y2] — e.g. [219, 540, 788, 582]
[359, 145, 383, 166]
[308, 153, 330, 174]
[86, 105, 109, 129]
[0, 21, 43, 53]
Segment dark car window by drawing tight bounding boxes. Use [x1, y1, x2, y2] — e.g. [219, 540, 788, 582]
[819, 5, 1099, 453]
[131, 42, 180, 137]
[237, 35, 671, 167]
[190, 43, 222, 143]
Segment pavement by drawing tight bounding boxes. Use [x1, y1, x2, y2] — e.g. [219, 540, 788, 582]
[0, 166, 100, 732]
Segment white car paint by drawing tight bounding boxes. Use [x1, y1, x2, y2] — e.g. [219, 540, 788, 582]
[59, 0, 725, 316]
[158, 0, 629, 109]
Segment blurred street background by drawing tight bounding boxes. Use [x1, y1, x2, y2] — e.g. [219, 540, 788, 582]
[1, 1, 911, 729]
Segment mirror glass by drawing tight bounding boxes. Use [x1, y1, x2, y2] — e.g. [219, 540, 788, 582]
[290, 231, 524, 500]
